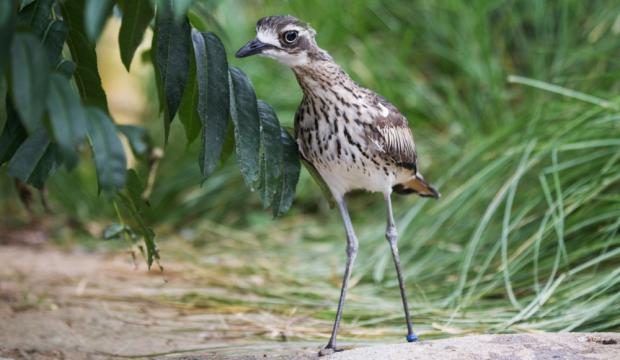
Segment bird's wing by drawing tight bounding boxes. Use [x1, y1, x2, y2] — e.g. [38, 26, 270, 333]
[365, 97, 417, 170]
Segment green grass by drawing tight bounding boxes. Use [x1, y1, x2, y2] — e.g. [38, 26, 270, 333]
[1, 0, 619, 341]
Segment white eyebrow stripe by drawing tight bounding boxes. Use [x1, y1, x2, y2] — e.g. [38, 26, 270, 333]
[256, 29, 280, 47]
[281, 24, 301, 32]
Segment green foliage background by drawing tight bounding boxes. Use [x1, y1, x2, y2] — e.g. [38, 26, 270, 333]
[2, 0, 620, 340]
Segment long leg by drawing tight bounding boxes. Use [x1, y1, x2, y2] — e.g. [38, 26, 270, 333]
[385, 191, 418, 342]
[319, 197, 359, 356]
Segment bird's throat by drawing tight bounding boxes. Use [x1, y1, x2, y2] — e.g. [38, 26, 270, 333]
[292, 60, 354, 100]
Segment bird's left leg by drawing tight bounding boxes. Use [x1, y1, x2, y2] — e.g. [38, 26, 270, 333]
[319, 197, 359, 356]
[384, 191, 418, 342]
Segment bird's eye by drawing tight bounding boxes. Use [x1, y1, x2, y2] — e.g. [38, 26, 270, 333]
[283, 30, 298, 44]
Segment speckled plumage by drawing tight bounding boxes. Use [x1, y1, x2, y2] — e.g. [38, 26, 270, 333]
[236, 15, 439, 356]
[292, 61, 424, 197]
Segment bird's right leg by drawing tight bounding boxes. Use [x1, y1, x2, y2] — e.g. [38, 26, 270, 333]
[319, 197, 359, 356]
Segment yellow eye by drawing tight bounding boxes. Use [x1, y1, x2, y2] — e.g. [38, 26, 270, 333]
[283, 31, 298, 44]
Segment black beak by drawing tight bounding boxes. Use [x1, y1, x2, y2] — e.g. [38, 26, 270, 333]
[235, 38, 269, 58]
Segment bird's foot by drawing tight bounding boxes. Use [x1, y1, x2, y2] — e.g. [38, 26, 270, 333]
[318, 345, 343, 357]
[406, 333, 419, 343]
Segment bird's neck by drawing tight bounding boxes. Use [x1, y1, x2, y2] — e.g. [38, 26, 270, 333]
[292, 60, 357, 100]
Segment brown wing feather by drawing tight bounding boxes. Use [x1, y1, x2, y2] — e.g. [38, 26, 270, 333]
[365, 97, 417, 170]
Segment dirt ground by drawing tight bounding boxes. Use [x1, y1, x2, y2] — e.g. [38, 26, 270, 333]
[1, 244, 619, 360]
[0, 244, 321, 359]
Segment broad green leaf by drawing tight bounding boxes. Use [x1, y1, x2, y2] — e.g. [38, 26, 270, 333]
[154, 0, 191, 143]
[46, 73, 88, 169]
[178, 35, 201, 145]
[117, 124, 150, 158]
[115, 169, 158, 268]
[257, 100, 283, 208]
[10, 33, 50, 133]
[43, 20, 69, 67]
[17, 0, 54, 37]
[60, 0, 109, 111]
[86, 107, 127, 192]
[228, 67, 260, 189]
[118, 0, 154, 71]
[0, 102, 27, 165]
[200, 31, 230, 178]
[272, 129, 301, 217]
[85, 0, 114, 42]
[0, 0, 16, 77]
[8, 127, 61, 189]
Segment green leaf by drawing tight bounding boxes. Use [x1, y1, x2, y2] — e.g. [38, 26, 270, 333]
[228, 67, 260, 189]
[117, 124, 150, 158]
[8, 127, 61, 189]
[17, 0, 54, 37]
[46, 73, 88, 169]
[10, 33, 50, 133]
[85, 0, 114, 42]
[43, 20, 69, 67]
[272, 128, 301, 217]
[200, 31, 230, 178]
[115, 169, 158, 268]
[118, 0, 154, 71]
[86, 107, 127, 192]
[0, 101, 27, 165]
[178, 36, 201, 144]
[60, 0, 109, 111]
[154, 0, 191, 143]
[0, 0, 16, 77]
[257, 100, 283, 208]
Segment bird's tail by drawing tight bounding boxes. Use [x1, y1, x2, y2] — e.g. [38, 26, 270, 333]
[393, 175, 440, 198]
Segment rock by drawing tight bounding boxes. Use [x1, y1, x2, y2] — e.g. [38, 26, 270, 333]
[328, 333, 620, 360]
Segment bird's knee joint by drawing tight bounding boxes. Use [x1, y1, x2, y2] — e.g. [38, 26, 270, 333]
[346, 242, 359, 257]
[386, 228, 398, 243]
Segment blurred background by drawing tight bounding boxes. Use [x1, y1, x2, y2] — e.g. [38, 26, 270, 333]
[1, 0, 620, 347]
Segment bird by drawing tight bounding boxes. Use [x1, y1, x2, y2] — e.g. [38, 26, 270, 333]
[236, 15, 439, 356]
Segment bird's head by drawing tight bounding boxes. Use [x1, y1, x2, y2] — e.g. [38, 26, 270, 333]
[235, 15, 328, 67]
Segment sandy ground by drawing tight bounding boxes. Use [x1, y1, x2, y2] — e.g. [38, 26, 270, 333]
[0, 244, 618, 360]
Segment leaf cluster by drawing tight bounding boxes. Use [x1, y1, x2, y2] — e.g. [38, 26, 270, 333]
[0, 0, 301, 267]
